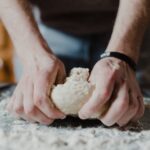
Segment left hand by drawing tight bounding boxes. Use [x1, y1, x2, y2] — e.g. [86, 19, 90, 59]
[7, 53, 66, 125]
[79, 57, 144, 127]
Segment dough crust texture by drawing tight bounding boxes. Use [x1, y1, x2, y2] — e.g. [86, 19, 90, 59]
[51, 68, 95, 115]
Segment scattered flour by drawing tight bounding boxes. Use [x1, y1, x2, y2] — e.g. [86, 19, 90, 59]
[0, 97, 150, 150]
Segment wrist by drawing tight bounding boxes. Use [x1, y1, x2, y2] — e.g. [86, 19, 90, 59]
[15, 34, 54, 64]
[23, 51, 58, 72]
[18, 43, 56, 69]
[100, 51, 137, 71]
[106, 43, 139, 63]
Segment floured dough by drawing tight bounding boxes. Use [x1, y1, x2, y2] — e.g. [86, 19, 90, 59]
[51, 68, 95, 116]
[51, 67, 109, 118]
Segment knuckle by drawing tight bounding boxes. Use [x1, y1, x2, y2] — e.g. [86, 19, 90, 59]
[118, 98, 129, 111]
[101, 119, 114, 127]
[109, 71, 116, 81]
[25, 107, 35, 116]
[41, 119, 53, 125]
[34, 96, 45, 107]
[87, 107, 97, 116]
[100, 90, 110, 99]
[50, 56, 58, 68]
[131, 100, 138, 110]
[13, 106, 24, 114]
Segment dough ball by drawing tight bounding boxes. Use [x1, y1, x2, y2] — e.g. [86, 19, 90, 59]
[51, 68, 94, 115]
[51, 67, 109, 118]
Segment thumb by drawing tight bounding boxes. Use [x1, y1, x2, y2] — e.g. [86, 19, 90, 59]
[55, 62, 66, 84]
[79, 81, 114, 119]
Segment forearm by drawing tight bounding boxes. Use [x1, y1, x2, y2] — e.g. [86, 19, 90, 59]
[0, 0, 51, 65]
[106, 0, 150, 63]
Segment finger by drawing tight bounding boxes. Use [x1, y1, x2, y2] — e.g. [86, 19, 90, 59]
[126, 69, 145, 122]
[8, 78, 24, 112]
[7, 96, 20, 115]
[23, 80, 54, 125]
[100, 82, 129, 126]
[11, 78, 26, 116]
[34, 73, 66, 119]
[7, 81, 22, 111]
[13, 93, 24, 115]
[79, 76, 115, 119]
[132, 95, 144, 121]
[25, 106, 54, 125]
[117, 92, 139, 127]
[55, 62, 66, 84]
[132, 81, 145, 121]
[19, 114, 35, 123]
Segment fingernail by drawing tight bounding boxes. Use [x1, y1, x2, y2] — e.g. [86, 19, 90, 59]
[59, 115, 66, 119]
[79, 113, 88, 120]
[42, 119, 54, 125]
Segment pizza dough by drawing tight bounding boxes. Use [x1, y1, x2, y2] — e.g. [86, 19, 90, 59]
[51, 68, 95, 116]
[51, 67, 109, 118]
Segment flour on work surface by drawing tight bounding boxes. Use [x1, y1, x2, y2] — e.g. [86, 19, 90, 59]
[0, 97, 150, 150]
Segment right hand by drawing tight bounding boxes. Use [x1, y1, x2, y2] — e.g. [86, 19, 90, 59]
[7, 53, 66, 125]
[79, 57, 144, 127]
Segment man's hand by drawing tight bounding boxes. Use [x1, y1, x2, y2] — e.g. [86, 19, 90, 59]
[7, 53, 66, 125]
[78, 0, 150, 127]
[0, 0, 66, 125]
[79, 58, 144, 126]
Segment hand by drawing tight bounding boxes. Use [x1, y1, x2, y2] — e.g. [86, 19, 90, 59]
[7, 53, 66, 125]
[79, 57, 144, 127]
